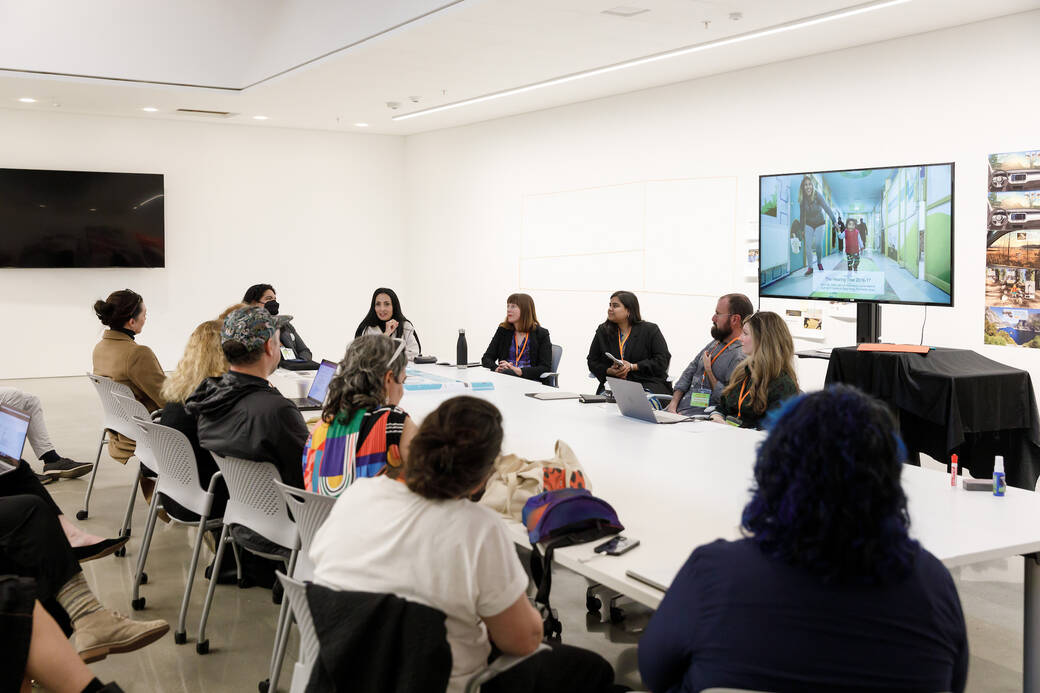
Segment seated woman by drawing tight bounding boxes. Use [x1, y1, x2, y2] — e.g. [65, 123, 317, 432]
[354, 288, 420, 361]
[242, 283, 318, 370]
[480, 293, 552, 381]
[92, 290, 165, 463]
[157, 319, 230, 520]
[311, 396, 625, 693]
[587, 290, 670, 394]
[640, 386, 968, 692]
[302, 335, 416, 497]
[709, 311, 798, 429]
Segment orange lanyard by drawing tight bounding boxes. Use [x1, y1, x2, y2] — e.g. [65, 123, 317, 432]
[512, 332, 529, 366]
[737, 378, 752, 418]
[702, 338, 738, 386]
[618, 330, 630, 359]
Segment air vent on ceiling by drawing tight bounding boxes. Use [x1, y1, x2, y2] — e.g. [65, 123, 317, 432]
[175, 108, 236, 118]
[602, 6, 650, 17]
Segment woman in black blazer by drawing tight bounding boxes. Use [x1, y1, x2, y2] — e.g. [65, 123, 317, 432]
[587, 290, 671, 394]
[481, 293, 552, 381]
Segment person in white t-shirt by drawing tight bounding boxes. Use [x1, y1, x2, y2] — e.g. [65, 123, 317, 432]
[310, 396, 626, 693]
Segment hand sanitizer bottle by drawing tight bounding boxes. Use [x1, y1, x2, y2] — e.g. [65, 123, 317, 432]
[993, 455, 1006, 497]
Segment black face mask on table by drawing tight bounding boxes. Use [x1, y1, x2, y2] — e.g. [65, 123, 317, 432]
[264, 300, 280, 316]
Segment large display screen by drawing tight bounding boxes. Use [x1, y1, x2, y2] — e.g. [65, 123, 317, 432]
[759, 163, 953, 306]
[0, 168, 164, 268]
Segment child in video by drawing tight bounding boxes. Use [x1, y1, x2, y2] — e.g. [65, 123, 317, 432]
[838, 215, 862, 271]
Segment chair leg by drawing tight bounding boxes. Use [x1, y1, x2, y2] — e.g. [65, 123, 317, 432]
[77, 429, 107, 520]
[196, 524, 230, 654]
[117, 463, 144, 541]
[130, 491, 161, 608]
[268, 607, 295, 693]
[175, 516, 211, 644]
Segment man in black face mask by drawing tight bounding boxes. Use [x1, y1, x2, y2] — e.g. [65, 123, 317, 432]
[665, 293, 754, 416]
[241, 284, 319, 371]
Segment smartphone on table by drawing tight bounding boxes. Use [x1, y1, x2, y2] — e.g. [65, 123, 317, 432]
[594, 535, 640, 556]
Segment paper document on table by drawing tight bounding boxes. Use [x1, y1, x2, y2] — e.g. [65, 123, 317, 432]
[404, 371, 494, 392]
[526, 392, 580, 400]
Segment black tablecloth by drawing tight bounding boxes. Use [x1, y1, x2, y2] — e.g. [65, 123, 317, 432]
[825, 347, 1040, 490]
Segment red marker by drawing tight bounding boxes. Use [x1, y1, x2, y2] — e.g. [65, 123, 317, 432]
[950, 454, 958, 487]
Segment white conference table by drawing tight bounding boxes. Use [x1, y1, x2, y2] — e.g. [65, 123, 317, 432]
[396, 363, 1040, 691]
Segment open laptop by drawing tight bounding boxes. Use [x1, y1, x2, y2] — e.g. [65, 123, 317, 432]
[289, 359, 337, 411]
[607, 376, 695, 424]
[0, 404, 30, 476]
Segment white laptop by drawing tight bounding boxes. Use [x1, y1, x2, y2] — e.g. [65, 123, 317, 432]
[607, 376, 696, 424]
[289, 359, 337, 411]
[0, 404, 30, 476]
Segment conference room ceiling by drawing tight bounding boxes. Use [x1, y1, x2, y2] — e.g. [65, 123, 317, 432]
[0, 0, 1037, 135]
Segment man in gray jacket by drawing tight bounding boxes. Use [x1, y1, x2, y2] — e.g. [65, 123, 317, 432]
[665, 293, 753, 416]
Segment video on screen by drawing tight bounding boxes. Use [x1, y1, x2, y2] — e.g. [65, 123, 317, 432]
[759, 164, 953, 306]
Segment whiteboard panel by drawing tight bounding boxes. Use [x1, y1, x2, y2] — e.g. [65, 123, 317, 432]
[522, 183, 643, 258]
[520, 251, 643, 292]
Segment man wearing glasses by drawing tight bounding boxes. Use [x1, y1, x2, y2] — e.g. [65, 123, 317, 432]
[665, 294, 754, 416]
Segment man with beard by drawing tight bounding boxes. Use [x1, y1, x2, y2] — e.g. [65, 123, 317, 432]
[665, 294, 753, 416]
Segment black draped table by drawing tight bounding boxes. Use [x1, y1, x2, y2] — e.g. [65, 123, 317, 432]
[825, 346, 1040, 490]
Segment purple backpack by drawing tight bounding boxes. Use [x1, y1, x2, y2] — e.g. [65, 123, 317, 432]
[521, 488, 623, 639]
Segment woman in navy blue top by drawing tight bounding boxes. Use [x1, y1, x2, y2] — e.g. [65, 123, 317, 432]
[639, 385, 968, 693]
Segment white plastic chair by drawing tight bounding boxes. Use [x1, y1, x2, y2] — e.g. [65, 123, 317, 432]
[262, 483, 337, 693]
[196, 453, 299, 693]
[127, 417, 227, 646]
[275, 572, 549, 693]
[110, 393, 161, 547]
[81, 374, 140, 521]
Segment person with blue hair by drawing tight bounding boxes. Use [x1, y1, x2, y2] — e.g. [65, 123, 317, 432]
[639, 385, 968, 692]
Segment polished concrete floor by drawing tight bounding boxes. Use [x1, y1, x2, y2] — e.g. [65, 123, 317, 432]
[9, 374, 1026, 692]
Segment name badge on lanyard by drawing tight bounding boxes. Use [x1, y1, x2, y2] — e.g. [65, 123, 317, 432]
[689, 389, 711, 408]
[280, 347, 295, 360]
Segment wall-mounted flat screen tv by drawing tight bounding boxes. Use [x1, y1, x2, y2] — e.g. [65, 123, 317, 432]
[0, 168, 164, 268]
[758, 163, 953, 307]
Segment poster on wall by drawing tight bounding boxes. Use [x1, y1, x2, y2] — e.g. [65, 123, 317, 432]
[985, 149, 1040, 347]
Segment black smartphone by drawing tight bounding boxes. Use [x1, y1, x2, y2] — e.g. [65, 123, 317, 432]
[594, 536, 640, 556]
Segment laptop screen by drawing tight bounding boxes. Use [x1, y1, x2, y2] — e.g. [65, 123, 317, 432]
[0, 405, 30, 464]
[306, 359, 337, 403]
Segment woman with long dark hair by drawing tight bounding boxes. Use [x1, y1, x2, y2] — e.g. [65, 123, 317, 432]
[92, 289, 165, 462]
[640, 386, 968, 692]
[355, 288, 420, 361]
[586, 290, 670, 394]
[480, 293, 552, 380]
[709, 311, 798, 429]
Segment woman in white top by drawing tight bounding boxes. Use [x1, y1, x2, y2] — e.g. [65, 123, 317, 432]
[354, 287, 420, 361]
[310, 396, 625, 693]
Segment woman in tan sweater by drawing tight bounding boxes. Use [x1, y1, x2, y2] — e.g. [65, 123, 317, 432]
[91, 289, 166, 462]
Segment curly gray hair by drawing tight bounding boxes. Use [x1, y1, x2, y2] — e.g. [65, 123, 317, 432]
[322, 334, 407, 423]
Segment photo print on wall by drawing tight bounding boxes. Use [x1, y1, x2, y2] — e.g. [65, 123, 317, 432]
[985, 149, 1040, 347]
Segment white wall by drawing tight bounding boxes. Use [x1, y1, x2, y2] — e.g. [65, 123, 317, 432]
[403, 10, 1040, 394]
[0, 110, 405, 379]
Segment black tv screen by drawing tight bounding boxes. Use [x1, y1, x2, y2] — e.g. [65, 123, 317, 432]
[758, 163, 953, 307]
[0, 168, 164, 268]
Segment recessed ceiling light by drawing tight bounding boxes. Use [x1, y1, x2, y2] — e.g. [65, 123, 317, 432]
[354, 123, 369, 127]
[253, 115, 269, 120]
[602, 6, 650, 17]
[395, 0, 912, 121]
[142, 107, 158, 112]
[18, 97, 36, 103]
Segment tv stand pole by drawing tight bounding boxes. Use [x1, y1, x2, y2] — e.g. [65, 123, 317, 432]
[856, 302, 881, 344]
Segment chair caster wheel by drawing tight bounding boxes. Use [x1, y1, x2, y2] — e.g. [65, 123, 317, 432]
[114, 547, 126, 558]
[196, 640, 209, 655]
[174, 631, 187, 644]
[140, 572, 148, 584]
[609, 606, 625, 623]
[131, 597, 145, 611]
[76, 510, 88, 520]
[586, 596, 601, 613]
[258, 679, 270, 693]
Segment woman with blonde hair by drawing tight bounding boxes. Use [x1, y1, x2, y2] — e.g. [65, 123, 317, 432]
[302, 335, 417, 497]
[710, 312, 798, 429]
[481, 293, 553, 380]
[157, 320, 229, 519]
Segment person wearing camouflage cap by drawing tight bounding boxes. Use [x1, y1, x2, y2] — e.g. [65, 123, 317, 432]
[185, 305, 308, 494]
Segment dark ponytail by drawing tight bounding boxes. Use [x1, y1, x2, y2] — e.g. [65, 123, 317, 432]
[405, 397, 503, 500]
[94, 290, 143, 328]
